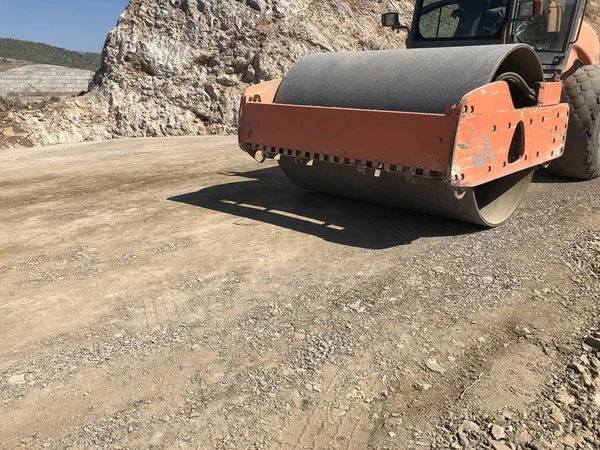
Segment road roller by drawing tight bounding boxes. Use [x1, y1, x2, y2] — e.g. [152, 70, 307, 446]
[238, 0, 600, 226]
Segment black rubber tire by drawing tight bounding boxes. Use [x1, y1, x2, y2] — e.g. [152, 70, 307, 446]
[548, 65, 600, 180]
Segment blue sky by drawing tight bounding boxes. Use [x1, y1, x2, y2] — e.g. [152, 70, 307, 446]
[0, 0, 130, 53]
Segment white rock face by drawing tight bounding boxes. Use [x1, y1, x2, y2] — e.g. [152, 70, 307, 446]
[23, 0, 412, 146]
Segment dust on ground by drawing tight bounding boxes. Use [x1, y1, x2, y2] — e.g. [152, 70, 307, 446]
[0, 137, 599, 449]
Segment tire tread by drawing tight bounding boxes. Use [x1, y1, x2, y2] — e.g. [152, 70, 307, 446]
[548, 65, 600, 180]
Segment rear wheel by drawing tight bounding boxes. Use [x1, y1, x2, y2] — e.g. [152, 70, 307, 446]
[548, 65, 600, 180]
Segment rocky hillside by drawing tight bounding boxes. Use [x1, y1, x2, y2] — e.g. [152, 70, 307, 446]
[16, 0, 410, 146]
[0, 58, 34, 73]
[9, 0, 600, 147]
[587, 0, 600, 35]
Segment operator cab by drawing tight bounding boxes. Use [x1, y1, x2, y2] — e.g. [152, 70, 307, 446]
[383, 0, 586, 75]
[419, 0, 509, 39]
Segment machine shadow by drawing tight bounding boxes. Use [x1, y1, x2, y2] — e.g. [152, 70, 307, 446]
[532, 170, 581, 184]
[168, 167, 481, 249]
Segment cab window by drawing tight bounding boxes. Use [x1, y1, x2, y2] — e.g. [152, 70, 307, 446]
[418, 0, 509, 40]
[420, 1, 461, 38]
[515, 0, 577, 52]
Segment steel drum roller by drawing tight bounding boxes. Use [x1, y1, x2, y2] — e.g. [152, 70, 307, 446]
[272, 44, 544, 226]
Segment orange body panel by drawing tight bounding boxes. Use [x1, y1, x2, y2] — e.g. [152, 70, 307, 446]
[451, 82, 568, 187]
[239, 79, 568, 188]
[537, 81, 563, 106]
[239, 79, 281, 105]
[239, 79, 458, 175]
[566, 21, 600, 71]
[240, 102, 457, 173]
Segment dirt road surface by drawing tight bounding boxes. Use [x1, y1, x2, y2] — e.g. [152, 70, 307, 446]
[1, 137, 599, 449]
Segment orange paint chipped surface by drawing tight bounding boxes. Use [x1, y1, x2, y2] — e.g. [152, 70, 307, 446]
[451, 81, 568, 187]
[238, 79, 569, 188]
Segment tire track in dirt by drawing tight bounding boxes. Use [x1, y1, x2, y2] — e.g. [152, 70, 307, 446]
[0, 137, 598, 448]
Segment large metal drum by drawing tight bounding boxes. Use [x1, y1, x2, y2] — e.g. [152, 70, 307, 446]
[273, 44, 543, 226]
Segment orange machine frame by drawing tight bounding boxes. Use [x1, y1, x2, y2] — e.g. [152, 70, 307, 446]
[566, 21, 600, 70]
[238, 79, 568, 188]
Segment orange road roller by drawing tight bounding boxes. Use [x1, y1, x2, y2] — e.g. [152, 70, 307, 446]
[238, 0, 600, 226]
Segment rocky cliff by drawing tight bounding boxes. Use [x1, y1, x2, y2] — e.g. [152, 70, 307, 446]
[10, 0, 600, 147]
[19, 0, 411, 146]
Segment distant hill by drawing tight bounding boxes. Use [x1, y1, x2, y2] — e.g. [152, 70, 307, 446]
[0, 38, 101, 72]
